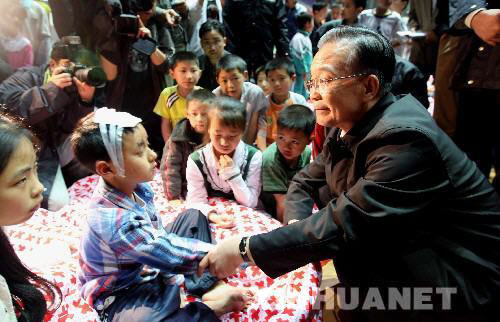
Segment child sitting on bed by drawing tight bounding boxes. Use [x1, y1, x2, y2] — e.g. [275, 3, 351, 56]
[186, 96, 262, 228]
[161, 89, 214, 201]
[260, 104, 314, 223]
[71, 108, 252, 321]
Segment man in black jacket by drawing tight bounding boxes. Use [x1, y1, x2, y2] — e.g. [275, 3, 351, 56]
[223, 0, 290, 80]
[450, 0, 500, 192]
[199, 27, 500, 321]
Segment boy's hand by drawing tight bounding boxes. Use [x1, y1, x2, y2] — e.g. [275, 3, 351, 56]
[208, 211, 236, 229]
[219, 155, 234, 169]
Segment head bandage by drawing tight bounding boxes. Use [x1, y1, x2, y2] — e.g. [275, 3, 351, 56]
[94, 107, 142, 177]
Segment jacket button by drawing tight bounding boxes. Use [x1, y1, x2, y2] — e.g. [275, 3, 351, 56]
[467, 80, 474, 85]
[478, 46, 484, 51]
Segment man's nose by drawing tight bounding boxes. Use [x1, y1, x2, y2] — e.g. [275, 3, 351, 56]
[309, 85, 321, 101]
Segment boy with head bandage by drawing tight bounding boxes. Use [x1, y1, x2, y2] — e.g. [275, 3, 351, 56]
[71, 108, 253, 321]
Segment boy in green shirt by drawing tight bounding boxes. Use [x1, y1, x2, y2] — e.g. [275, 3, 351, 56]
[261, 104, 315, 222]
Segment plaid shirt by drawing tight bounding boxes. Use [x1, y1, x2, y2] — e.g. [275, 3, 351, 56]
[78, 178, 214, 309]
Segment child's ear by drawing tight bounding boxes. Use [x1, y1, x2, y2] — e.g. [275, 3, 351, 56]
[291, 73, 297, 82]
[95, 160, 115, 177]
[223, 37, 227, 48]
[169, 68, 175, 77]
[243, 70, 248, 81]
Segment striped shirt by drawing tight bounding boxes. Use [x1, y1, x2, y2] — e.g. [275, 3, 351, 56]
[78, 178, 213, 309]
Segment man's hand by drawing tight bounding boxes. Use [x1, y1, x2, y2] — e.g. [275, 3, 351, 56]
[137, 15, 152, 38]
[219, 155, 234, 169]
[470, 9, 500, 46]
[208, 211, 236, 228]
[73, 78, 95, 103]
[198, 237, 243, 279]
[425, 31, 438, 43]
[50, 67, 73, 89]
[165, 9, 181, 26]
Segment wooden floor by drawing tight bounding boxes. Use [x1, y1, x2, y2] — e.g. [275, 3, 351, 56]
[320, 260, 338, 322]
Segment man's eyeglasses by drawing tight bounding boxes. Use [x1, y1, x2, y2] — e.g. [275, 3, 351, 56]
[305, 73, 368, 92]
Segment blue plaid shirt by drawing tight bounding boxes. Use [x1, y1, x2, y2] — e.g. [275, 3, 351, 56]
[78, 178, 214, 309]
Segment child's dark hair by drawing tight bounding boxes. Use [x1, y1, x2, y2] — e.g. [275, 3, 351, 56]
[265, 57, 296, 77]
[199, 19, 226, 39]
[353, 0, 367, 9]
[0, 110, 61, 321]
[210, 96, 246, 131]
[331, 3, 342, 10]
[187, 88, 216, 105]
[216, 54, 247, 77]
[277, 104, 315, 137]
[169, 51, 199, 69]
[312, 1, 328, 12]
[255, 64, 267, 78]
[297, 12, 313, 30]
[71, 112, 136, 172]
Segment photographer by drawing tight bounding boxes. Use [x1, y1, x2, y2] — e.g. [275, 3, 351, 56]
[0, 41, 104, 211]
[97, 0, 174, 156]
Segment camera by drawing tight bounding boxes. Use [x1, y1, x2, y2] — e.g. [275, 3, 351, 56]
[114, 14, 139, 37]
[64, 65, 107, 88]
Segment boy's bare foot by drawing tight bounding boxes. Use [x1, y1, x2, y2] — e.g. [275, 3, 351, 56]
[202, 282, 254, 317]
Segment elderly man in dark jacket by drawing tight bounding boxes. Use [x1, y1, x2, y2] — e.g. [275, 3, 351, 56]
[199, 27, 500, 322]
[0, 42, 101, 210]
[223, 0, 290, 80]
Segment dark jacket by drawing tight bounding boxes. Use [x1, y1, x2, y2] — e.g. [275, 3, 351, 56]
[449, 0, 500, 90]
[392, 56, 429, 108]
[249, 93, 500, 316]
[160, 118, 204, 200]
[223, 0, 289, 77]
[0, 65, 98, 206]
[310, 19, 343, 54]
[197, 50, 230, 91]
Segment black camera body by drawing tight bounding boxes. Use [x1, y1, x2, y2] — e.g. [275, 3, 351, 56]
[64, 65, 107, 88]
[114, 14, 139, 37]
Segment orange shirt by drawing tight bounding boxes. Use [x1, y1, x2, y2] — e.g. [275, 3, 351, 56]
[266, 96, 295, 146]
[266, 90, 309, 145]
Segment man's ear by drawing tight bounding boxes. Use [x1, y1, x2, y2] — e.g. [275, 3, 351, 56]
[95, 160, 115, 177]
[363, 74, 380, 101]
[223, 37, 227, 48]
[243, 70, 249, 81]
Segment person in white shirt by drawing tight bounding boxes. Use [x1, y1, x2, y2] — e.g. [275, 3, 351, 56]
[358, 0, 407, 55]
[186, 96, 262, 228]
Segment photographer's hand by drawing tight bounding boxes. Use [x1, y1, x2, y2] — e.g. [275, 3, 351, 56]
[50, 67, 73, 89]
[73, 78, 95, 103]
[165, 9, 181, 26]
[137, 15, 152, 38]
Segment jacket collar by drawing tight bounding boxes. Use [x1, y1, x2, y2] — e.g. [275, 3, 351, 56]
[170, 118, 203, 146]
[325, 93, 396, 150]
[93, 178, 153, 212]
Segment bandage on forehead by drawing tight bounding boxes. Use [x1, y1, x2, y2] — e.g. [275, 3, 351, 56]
[94, 107, 142, 177]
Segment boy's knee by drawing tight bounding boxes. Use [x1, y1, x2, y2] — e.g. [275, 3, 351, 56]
[182, 209, 208, 223]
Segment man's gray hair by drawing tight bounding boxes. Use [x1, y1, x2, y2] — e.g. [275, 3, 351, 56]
[318, 26, 396, 97]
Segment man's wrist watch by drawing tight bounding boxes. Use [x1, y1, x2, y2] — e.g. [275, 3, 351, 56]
[239, 237, 250, 262]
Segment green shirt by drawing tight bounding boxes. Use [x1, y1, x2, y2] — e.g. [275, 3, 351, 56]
[261, 142, 311, 194]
